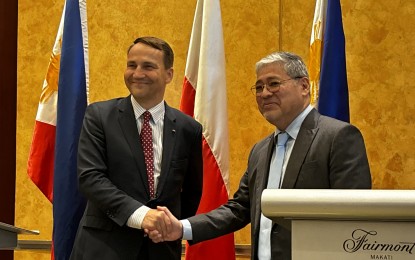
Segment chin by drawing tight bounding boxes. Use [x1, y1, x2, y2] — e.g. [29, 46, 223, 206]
[130, 92, 147, 101]
[129, 87, 146, 95]
[262, 110, 281, 125]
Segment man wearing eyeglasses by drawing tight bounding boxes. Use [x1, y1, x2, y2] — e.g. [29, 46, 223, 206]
[148, 51, 372, 260]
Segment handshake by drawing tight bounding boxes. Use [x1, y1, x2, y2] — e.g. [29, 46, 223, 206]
[142, 206, 184, 243]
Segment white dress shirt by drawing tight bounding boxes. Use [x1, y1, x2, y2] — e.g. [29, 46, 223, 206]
[127, 96, 165, 229]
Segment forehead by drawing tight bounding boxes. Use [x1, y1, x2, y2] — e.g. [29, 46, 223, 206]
[127, 43, 164, 62]
[256, 62, 287, 80]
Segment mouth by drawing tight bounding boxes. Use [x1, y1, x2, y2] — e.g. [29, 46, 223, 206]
[130, 80, 150, 86]
[263, 102, 279, 109]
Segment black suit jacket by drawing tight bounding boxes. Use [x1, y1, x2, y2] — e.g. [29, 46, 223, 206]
[188, 108, 371, 260]
[70, 97, 203, 260]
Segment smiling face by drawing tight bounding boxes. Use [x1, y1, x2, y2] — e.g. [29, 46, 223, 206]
[124, 42, 173, 109]
[255, 62, 310, 130]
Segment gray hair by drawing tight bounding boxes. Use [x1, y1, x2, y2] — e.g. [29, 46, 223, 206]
[255, 51, 309, 78]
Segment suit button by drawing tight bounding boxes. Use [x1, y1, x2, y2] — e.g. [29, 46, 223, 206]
[106, 210, 114, 218]
[272, 224, 281, 234]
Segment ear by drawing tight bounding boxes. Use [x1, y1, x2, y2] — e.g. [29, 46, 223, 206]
[165, 68, 174, 84]
[299, 77, 310, 95]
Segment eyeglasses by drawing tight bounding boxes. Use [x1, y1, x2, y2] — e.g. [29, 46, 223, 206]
[250, 77, 302, 96]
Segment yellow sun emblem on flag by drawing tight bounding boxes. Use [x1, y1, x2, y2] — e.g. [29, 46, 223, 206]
[39, 52, 60, 104]
[308, 20, 323, 107]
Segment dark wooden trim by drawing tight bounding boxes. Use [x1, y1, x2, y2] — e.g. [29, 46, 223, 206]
[0, 1, 18, 259]
[17, 240, 252, 256]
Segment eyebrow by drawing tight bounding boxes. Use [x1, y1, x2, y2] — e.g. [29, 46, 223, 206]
[142, 61, 158, 67]
[255, 76, 282, 84]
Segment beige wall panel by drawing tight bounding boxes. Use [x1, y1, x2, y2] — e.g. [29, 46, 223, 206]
[282, 0, 415, 189]
[341, 1, 415, 189]
[15, 0, 415, 259]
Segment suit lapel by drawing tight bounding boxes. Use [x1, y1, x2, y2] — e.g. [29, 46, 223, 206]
[156, 103, 176, 194]
[117, 96, 150, 196]
[253, 135, 274, 238]
[281, 109, 320, 188]
[256, 135, 275, 194]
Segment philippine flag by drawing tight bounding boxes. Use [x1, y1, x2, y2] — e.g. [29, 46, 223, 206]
[27, 0, 89, 258]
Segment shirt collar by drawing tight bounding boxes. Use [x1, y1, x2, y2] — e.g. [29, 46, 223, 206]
[130, 96, 165, 123]
[275, 104, 313, 140]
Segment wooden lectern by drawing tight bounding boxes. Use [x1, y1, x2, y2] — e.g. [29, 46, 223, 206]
[261, 189, 415, 260]
[0, 222, 39, 250]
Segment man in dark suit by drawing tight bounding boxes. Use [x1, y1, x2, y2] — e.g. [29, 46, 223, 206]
[70, 37, 203, 260]
[149, 51, 372, 260]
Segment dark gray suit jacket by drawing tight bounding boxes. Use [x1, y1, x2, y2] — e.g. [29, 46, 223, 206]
[70, 96, 203, 260]
[188, 108, 371, 260]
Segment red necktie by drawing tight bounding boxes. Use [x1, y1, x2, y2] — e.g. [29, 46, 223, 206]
[140, 111, 155, 198]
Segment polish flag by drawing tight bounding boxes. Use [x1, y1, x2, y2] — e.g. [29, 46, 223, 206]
[180, 0, 235, 259]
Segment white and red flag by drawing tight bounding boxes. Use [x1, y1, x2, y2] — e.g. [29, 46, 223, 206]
[180, 0, 235, 259]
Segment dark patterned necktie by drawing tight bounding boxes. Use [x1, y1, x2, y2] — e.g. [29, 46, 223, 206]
[140, 111, 155, 198]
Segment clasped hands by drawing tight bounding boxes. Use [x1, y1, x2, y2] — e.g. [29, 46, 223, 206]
[142, 206, 183, 243]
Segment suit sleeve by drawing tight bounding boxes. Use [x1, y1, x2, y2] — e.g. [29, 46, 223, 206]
[188, 169, 252, 243]
[329, 124, 372, 188]
[77, 104, 141, 226]
[187, 142, 258, 243]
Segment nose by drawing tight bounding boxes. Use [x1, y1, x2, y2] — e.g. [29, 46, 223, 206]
[259, 85, 273, 97]
[132, 66, 145, 79]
